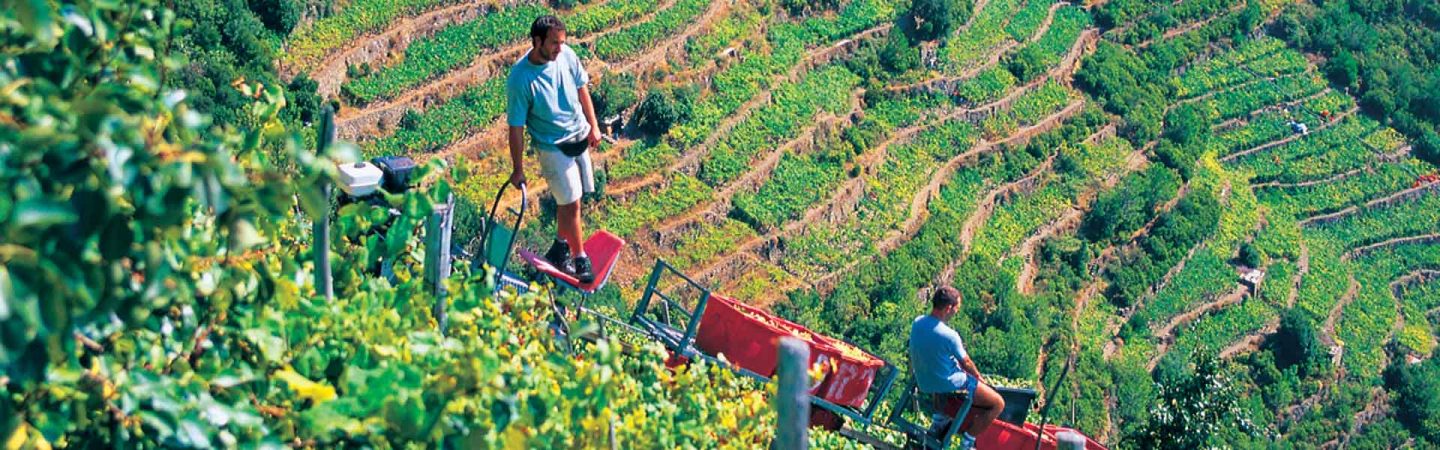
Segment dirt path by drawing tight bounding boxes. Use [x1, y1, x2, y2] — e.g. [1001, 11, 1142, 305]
[293, 1, 509, 96]
[603, 23, 889, 196]
[1319, 276, 1359, 352]
[688, 28, 1097, 290]
[668, 25, 891, 175]
[1148, 284, 1251, 371]
[686, 63, 1080, 283]
[811, 101, 1084, 294]
[1102, 241, 1205, 361]
[335, 0, 683, 140]
[1011, 145, 1145, 294]
[1211, 88, 1333, 131]
[1013, 208, 1085, 294]
[884, 2, 1067, 95]
[1252, 167, 1362, 189]
[1290, 241, 1311, 307]
[1133, 2, 1246, 49]
[1220, 106, 1357, 163]
[1343, 233, 1440, 261]
[645, 95, 861, 235]
[1391, 269, 1440, 296]
[1300, 179, 1440, 227]
[1169, 75, 1289, 110]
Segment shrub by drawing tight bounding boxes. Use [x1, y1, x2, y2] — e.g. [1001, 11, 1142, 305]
[635, 85, 697, 135]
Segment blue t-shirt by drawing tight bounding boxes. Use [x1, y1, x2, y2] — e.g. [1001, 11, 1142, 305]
[506, 44, 591, 152]
[909, 315, 971, 394]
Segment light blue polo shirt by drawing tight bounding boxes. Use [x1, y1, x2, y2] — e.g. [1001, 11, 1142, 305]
[506, 44, 591, 152]
[909, 315, 971, 394]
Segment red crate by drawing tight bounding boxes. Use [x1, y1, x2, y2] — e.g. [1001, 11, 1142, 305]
[695, 295, 884, 408]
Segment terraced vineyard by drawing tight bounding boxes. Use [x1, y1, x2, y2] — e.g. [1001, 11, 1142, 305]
[11, 0, 1440, 447]
[293, 0, 1440, 445]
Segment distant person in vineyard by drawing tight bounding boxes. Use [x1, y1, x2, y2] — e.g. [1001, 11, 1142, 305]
[909, 286, 1005, 449]
[507, 15, 603, 283]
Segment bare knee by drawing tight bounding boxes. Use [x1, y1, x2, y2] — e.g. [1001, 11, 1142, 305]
[976, 384, 1005, 411]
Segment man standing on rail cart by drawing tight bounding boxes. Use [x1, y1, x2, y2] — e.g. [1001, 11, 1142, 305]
[909, 286, 1006, 449]
[506, 15, 603, 283]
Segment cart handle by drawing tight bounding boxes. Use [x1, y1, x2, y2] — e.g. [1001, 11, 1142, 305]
[477, 181, 527, 271]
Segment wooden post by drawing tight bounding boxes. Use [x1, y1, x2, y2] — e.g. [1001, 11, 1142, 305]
[775, 337, 810, 450]
[425, 193, 455, 334]
[314, 105, 336, 300]
[1057, 431, 1086, 450]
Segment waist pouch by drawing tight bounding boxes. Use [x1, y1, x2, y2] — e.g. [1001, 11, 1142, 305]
[557, 139, 589, 157]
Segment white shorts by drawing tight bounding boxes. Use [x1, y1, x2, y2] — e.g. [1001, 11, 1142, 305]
[536, 149, 595, 205]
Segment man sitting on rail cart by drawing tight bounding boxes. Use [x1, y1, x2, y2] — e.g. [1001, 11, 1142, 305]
[909, 286, 1006, 450]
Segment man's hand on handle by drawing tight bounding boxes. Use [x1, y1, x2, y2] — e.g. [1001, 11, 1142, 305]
[509, 168, 527, 188]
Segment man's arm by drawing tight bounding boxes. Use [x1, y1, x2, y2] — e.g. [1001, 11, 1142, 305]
[960, 356, 985, 385]
[578, 84, 601, 147]
[508, 126, 526, 187]
[948, 332, 984, 384]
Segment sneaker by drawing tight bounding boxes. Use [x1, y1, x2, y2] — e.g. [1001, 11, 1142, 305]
[960, 432, 976, 450]
[572, 255, 595, 284]
[544, 238, 570, 268]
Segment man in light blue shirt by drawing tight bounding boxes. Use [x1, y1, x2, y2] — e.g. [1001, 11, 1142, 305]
[507, 15, 603, 283]
[909, 286, 1005, 449]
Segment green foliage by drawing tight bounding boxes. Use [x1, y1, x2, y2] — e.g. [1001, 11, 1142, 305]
[250, 0, 303, 34]
[171, 0, 309, 129]
[635, 85, 699, 135]
[0, 3, 816, 447]
[1387, 347, 1440, 444]
[282, 0, 463, 69]
[781, 0, 844, 16]
[1165, 103, 1211, 147]
[904, 0, 971, 41]
[1131, 353, 1256, 449]
[1104, 187, 1222, 309]
[1081, 165, 1182, 243]
[699, 65, 861, 187]
[940, 0, 1018, 72]
[592, 0, 709, 61]
[1005, 6, 1090, 83]
[1265, 308, 1328, 378]
[1075, 43, 1166, 142]
[1280, 0, 1440, 164]
[344, 0, 662, 103]
[1005, 0, 1052, 41]
[878, 30, 920, 74]
[594, 72, 639, 120]
[341, 4, 548, 103]
[367, 77, 507, 156]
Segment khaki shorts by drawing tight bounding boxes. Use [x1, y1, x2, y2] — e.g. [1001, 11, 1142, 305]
[536, 148, 595, 205]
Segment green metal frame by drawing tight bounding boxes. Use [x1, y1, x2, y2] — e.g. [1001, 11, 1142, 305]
[887, 378, 976, 449]
[475, 182, 529, 293]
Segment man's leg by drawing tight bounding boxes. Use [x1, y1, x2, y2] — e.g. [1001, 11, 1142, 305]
[538, 150, 587, 264]
[963, 382, 1006, 437]
[557, 199, 585, 257]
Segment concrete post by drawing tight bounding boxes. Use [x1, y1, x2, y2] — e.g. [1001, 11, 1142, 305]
[313, 105, 336, 300]
[775, 337, 810, 449]
[1057, 430, 1087, 450]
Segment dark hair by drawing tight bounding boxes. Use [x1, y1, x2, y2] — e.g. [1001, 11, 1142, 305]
[931, 286, 961, 310]
[530, 15, 566, 42]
